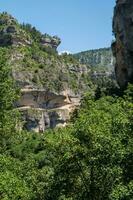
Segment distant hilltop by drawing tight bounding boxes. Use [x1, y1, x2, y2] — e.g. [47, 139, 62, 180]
[74, 47, 114, 70]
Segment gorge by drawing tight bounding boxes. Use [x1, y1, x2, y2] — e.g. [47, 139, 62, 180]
[0, 0, 133, 132]
[0, 1, 133, 199]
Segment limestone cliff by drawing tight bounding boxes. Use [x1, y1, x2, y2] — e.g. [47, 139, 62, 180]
[112, 0, 133, 88]
[17, 89, 80, 132]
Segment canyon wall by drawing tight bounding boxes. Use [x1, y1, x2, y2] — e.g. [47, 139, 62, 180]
[112, 0, 133, 88]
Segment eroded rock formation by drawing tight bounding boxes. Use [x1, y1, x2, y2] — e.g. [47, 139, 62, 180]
[17, 88, 80, 132]
[112, 0, 133, 88]
[41, 34, 61, 50]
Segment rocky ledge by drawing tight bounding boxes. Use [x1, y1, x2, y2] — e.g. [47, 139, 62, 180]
[17, 88, 80, 132]
[40, 34, 61, 50]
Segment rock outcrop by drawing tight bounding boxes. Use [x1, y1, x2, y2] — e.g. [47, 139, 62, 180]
[112, 0, 133, 88]
[41, 34, 61, 50]
[0, 13, 32, 47]
[17, 88, 80, 132]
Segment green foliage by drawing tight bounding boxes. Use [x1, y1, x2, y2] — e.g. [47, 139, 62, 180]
[40, 45, 57, 55]
[0, 154, 34, 200]
[21, 23, 42, 43]
[71, 88, 131, 199]
[0, 48, 20, 152]
[60, 53, 78, 64]
[0, 85, 132, 199]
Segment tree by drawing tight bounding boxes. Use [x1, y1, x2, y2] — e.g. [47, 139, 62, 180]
[71, 87, 133, 199]
[0, 48, 19, 152]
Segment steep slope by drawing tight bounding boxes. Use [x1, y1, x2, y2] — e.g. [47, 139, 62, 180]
[112, 0, 133, 88]
[0, 13, 90, 94]
[74, 47, 114, 70]
[0, 12, 91, 132]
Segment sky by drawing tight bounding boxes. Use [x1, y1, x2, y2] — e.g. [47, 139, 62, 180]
[0, 0, 115, 53]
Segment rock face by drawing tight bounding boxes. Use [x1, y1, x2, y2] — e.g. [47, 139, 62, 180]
[41, 34, 61, 50]
[17, 89, 80, 132]
[112, 0, 133, 88]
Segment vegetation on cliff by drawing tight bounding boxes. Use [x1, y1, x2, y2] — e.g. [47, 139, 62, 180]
[0, 13, 116, 95]
[0, 12, 93, 95]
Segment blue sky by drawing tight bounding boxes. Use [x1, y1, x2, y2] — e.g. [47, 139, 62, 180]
[0, 0, 115, 53]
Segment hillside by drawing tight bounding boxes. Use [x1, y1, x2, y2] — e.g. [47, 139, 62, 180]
[0, 12, 93, 131]
[74, 47, 114, 71]
[0, 13, 90, 93]
[0, 13, 117, 132]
